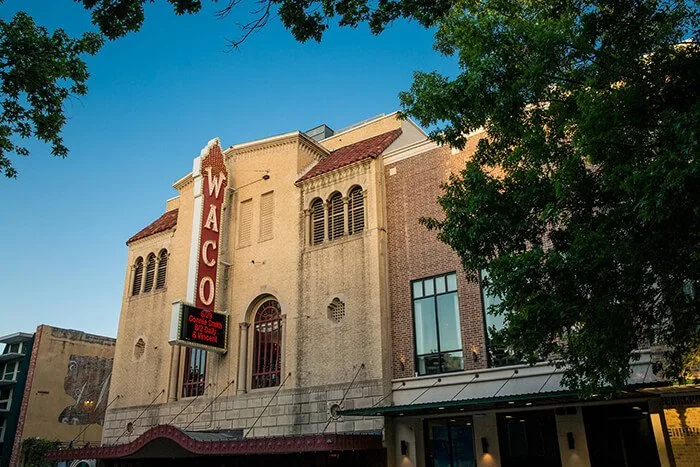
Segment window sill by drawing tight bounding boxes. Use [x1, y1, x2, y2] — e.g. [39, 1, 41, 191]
[305, 230, 368, 252]
[129, 287, 167, 301]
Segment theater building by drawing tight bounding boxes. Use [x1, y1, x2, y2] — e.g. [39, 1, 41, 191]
[49, 113, 699, 467]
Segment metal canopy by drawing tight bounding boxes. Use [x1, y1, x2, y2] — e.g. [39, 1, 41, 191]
[46, 425, 384, 461]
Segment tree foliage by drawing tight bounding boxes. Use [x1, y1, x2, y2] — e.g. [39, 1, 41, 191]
[407, 0, 699, 394]
[21, 437, 62, 467]
[0, 7, 102, 177]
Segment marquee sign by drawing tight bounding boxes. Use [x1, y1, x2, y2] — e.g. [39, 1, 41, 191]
[171, 302, 228, 352]
[170, 138, 229, 353]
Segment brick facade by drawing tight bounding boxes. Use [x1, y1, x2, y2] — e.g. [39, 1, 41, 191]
[385, 135, 488, 380]
[663, 395, 700, 467]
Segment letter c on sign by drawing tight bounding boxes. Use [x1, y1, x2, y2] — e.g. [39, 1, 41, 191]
[202, 240, 217, 267]
[199, 276, 215, 306]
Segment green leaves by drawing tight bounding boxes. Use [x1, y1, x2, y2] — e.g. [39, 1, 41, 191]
[0, 12, 104, 178]
[409, 0, 699, 394]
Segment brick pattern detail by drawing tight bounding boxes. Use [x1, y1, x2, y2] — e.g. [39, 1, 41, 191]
[385, 138, 488, 379]
[664, 402, 700, 467]
[9, 326, 43, 467]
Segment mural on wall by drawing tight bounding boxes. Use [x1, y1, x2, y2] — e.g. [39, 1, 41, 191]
[59, 355, 113, 425]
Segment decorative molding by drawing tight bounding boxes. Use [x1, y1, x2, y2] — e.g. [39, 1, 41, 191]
[299, 159, 373, 192]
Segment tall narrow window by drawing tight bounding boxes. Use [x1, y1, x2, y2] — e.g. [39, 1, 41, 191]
[310, 198, 324, 245]
[259, 191, 274, 242]
[412, 272, 464, 375]
[143, 253, 156, 292]
[0, 418, 5, 443]
[181, 347, 207, 398]
[156, 249, 168, 289]
[328, 192, 344, 240]
[252, 300, 282, 389]
[131, 257, 144, 296]
[481, 269, 520, 367]
[348, 186, 365, 234]
[238, 198, 253, 247]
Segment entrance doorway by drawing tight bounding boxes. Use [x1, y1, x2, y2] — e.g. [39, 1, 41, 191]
[497, 410, 561, 467]
[583, 403, 661, 467]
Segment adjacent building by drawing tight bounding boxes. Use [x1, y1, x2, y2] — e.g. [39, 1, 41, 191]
[49, 113, 699, 467]
[4, 325, 115, 467]
[0, 333, 33, 467]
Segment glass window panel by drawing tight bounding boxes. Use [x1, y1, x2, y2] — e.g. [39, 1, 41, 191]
[417, 354, 442, 376]
[414, 297, 438, 355]
[413, 281, 423, 298]
[437, 293, 462, 351]
[446, 273, 457, 292]
[435, 276, 446, 294]
[441, 351, 465, 372]
[424, 278, 435, 296]
[450, 423, 476, 467]
[429, 422, 451, 467]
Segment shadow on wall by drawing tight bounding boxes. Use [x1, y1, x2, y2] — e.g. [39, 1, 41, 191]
[58, 355, 113, 426]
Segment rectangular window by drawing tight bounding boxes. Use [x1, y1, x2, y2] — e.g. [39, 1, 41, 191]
[181, 347, 207, 398]
[259, 191, 274, 242]
[480, 269, 521, 367]
[1, 361, 18, 381]
[0, 417, 5, 442]
[2, 343, 21, 355]
[412, 272, 464, 375]
[0, 388, 12, 411]
[426, 417, 476, 467]
[238, 198, 253, 247]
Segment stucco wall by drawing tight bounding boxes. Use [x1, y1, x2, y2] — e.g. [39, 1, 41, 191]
[16, 326, 114, 449]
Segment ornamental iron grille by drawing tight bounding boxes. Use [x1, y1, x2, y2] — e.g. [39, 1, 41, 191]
[252, 300, 282, 389]
[181, 347, 207, 397]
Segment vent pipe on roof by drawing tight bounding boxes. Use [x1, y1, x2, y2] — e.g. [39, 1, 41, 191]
[305, 124, 334, 142]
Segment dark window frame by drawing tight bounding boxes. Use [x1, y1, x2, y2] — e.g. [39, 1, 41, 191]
[348, 186, 365, 235]
[131, 257, 144, 296]
[424, 416, 476, 467]
[310, 198, 325, 245]
[181, 347, 207, 398]
[156, 249, 168, 289]
[411, 272, 464, 376]
[252, 299, 283, 389]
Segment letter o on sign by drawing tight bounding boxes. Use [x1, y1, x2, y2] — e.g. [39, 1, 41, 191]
[199, 276, 215, 306]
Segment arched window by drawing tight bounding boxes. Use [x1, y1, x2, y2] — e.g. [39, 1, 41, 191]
[143, 253, 156, 292]
[156, 249, 168, 289]
[252, 300, 282, 389]
[348, 186, 365, 235]
[131, 257, 143, 296]
[328, 192, 344, 240]
[310, 198, 324, 245]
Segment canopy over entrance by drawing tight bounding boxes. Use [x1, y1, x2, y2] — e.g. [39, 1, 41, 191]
[47, 425, 383, 462]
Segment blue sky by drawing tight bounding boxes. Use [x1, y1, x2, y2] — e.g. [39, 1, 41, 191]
[0, 1, 455, 338]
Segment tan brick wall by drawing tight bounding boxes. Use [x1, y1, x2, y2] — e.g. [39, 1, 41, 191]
[384, 135, 488, 379]
[663, 396, 700, 467]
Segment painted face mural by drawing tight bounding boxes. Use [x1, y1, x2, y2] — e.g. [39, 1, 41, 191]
[59, 355, 113, 425]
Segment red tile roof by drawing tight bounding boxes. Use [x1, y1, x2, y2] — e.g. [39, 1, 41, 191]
[127, 209, 178, 245]
[297, 128, 402, 183]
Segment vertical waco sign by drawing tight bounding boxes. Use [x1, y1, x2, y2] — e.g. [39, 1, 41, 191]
[170, 138, 229, 353]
